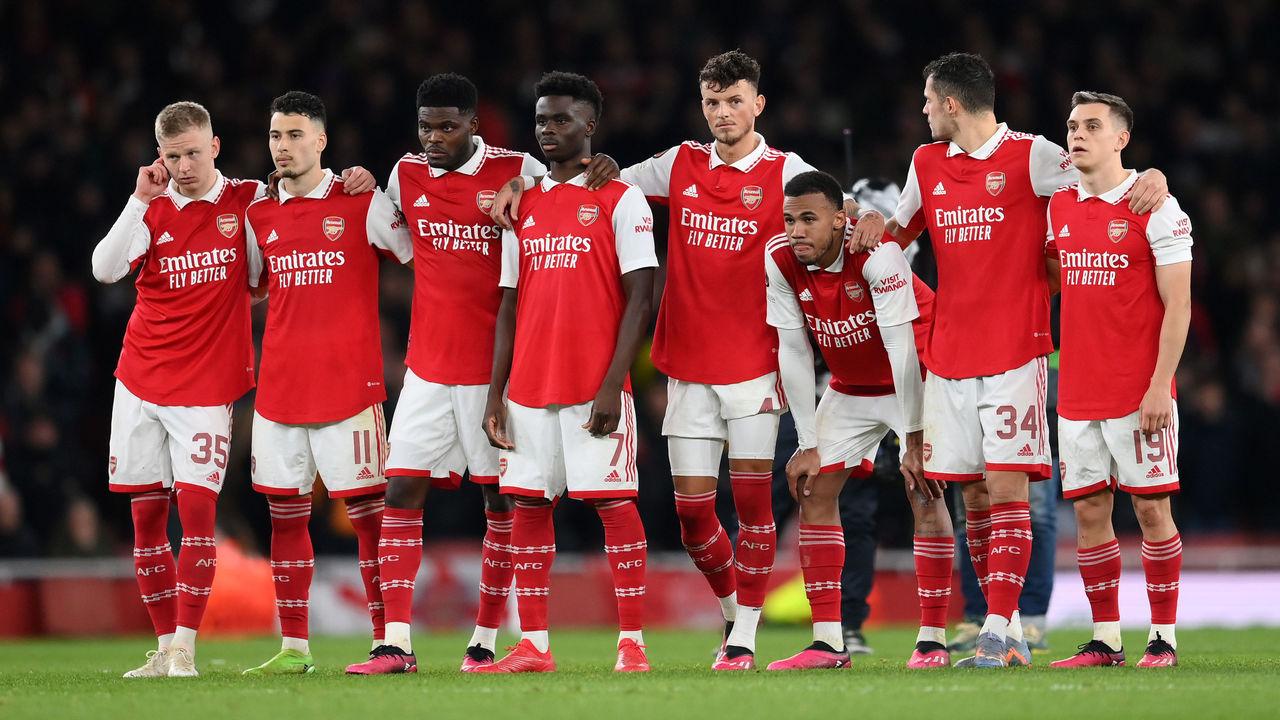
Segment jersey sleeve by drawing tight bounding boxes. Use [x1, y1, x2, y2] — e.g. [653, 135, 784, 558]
[499, 228, 519, 289]
[863, 242, 920, 327]
[384, 159, 403, 209]
[1145, 196, 1193, 265]
[764, 249, 805, 330]
[365, 189, 414, 263]
[781, 152, 819, 184]
[1044, 202, 1058, 255]
[520, 154, 549, 177]
[892, 153, 926, 232]
[612, 185, 659, 274]
[619, 146, 678, 198]
[1029, 136, 1080, 197]
[92, 196, 153, 283]
[245, 214, 265, 288]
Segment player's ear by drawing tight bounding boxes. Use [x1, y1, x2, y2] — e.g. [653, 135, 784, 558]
[584, 117, 597, 137]
[210, 136, 221, 159]
[1116, 129, 1130, 152]
[469, 113, 479, 135]
[754, 92, 765, 117]
[833, 209, 848, 231]
[316, 131, 328, 153]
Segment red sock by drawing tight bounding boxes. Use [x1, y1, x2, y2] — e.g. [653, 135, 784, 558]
[378, 507, 423, 625]
[730, 471, 775, 608]
[596, 499, 646, 632]
[131, 490, 176, 638]
[174, 489, 217, 631]
[346, 495, 386, 639]
[477, 508, 515, 629]
[965, 508, 992, 601]
[798, 524, 844, 624]
[673, 490, 736, 599]
[1142, 533, 1182, 625]
[914, 535, 954, 629]
[267, 497, 313, 640]
[985, 501, 1031, 619]
[510, 500, 556, 632]
[1078, 538, 1121, 623]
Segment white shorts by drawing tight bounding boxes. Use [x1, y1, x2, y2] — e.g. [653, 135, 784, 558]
[251, 404, 388, 498]
[922, 356, 1051, 482]
[107, 380, 233, 499]
[816, 389, 902, 477]
[386, 369, 498, 489]
[1059, 406, 1181, 498]
[662, 373, 784, 455]
[499, 393, 639, 501]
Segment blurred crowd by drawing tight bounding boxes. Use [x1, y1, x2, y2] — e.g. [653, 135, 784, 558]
[2, 0, 1277, 559]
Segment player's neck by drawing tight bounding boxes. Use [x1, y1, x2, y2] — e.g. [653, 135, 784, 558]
[1079, 162, 1129, 198]
[816, 233, 843, 269]
[713, 132, 760, 166]
[549, 155, 588, 183]
[282, 166, 325, 199]
[950, 113, 999, 155]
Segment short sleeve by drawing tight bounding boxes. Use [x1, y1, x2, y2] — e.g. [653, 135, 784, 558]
[781, 152, 819, 185]
[862, 242, 920, 328]
[619, 146, 679, 198]
[366, 190, 414, 263]
[1029, 136, 1079, 198]
[1145, 196, 1193, 266]
[384, 159, 403, 209]
[245, 215, 265, 288]
[520, 154, 549, 177]
[499, 228, 519, 288]
[611, 185, 659, 275]
[765, 249, 805, 330]
[892, 154, 925, 231]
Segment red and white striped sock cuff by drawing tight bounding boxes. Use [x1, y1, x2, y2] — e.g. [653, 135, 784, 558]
[345, 496, 385, 520]
[268, 497, 312, 519]
[798, 525, 845, 547]
[1142, 534, 1182, 561]
[913, 537, 954, 558]
[1079, 539, 1122, 566]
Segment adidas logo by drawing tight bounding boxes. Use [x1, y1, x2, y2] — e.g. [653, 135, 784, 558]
[522, 215, 536, 229]
[1058, 224, 1070, 237]
[1016, 444, 1033, 457]
[413, 194, 430, 207]
[932, 182, 946, 196]
[604, 470, 623, 483]
[266, 229, 279, 244]
[798, 288, 814, 301]
[356, 467, 374, 481]
[204, 471, 220, 486]
[1146, 466, 1164, 478]
[682, 184, 699, 198]
[157, 232, 175, 245]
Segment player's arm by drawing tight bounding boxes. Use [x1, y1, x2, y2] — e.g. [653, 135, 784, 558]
[1045, 205, 1061, 295]
[93, 160, 168, 283]
[864, 243, 936, 499]
[584, 267, 654, 437]
[365, 190, 415, 269]
[244, 213, 269, 304]
[1139, 201, 1194, 433]
[483, 287, 518, 450]
[764, 250, 821, 497]
[850, 159, 923, 252]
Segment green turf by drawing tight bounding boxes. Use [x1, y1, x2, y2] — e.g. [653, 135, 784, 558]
[3, 627, 1278, 720]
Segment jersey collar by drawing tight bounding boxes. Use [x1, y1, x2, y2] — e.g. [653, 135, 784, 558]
[1074, 170, 1139, 204]
[428, 136, 488, 178]
[538, 172, 589, 191]
[946, 122, 1009, 160]
[278, 169, 336, 203]
[167, 171, 229, 209]
[709, 132, 769, 171]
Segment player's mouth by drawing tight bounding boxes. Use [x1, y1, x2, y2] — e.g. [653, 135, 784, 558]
[275, 156, 292, 165]
[1070, 145, 1087, 155]
[541, 141, 559, 152]
[425, 146, 447, 159]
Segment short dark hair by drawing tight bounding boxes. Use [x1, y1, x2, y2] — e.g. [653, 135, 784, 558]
[416, 73, 477, 114]
[699, 49, 761, 92]
[269, 90, 327, 127]
[784, 170, 844, 210]
[923, 52, 995, 113]
[1071, 90, 1134, 132]
[533, 71, 603, 120]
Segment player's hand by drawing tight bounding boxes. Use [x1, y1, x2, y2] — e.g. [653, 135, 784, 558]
[132, 159, 169, 202]
[846, 203, 886, 251]
[483, 398, 514, 450]
[1138, 381, 1174, 434]
[341, 166, 376, 194]
[491, 176, 526, 231]
[901, 430, 942, 500]
[581, 154, 620, 190]
[264, 170, 282, 201]
[582, 387, 622, 437]
[1128, 169, 1168, 214]
[786, 447, 822, 500]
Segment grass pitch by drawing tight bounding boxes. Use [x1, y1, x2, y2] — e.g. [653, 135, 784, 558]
[3, 627, 1278, 720]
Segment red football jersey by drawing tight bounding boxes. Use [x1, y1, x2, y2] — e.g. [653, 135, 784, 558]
[766, 232, 932, 396]
[109, 173, 260, 406]
[500, 175, 657, 408]
[622, 135, 815, 384]
[387, 138, 546, 385]
[246, 171, 413, 424]
[894, 124, 1075, 379]
[1047, 172, 1193, 420]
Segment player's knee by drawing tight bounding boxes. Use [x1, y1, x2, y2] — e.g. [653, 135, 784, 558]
[384, 477, 428, 509]
[1131, 494, 1172, 530]
[481, 485, 514, 513]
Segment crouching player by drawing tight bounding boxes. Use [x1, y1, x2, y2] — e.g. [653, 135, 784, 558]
[1047, 92, 1192, 668]
[765, 171, 954, 669]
